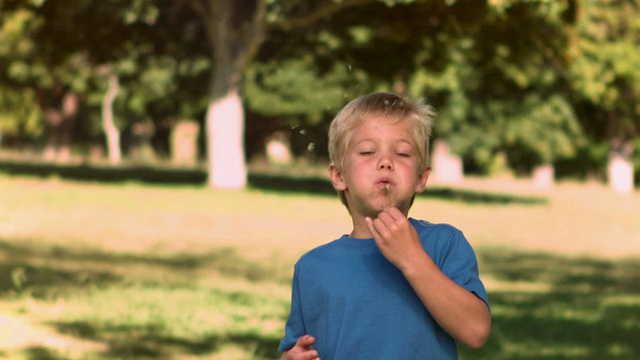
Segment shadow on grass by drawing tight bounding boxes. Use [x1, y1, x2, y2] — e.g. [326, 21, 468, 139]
[50, 321, 282, 360]
[0, 159, 547, 205]
[23, 347, 62, 360]
[0, 240, 290, 300]
[459, 249, 640, 360]
[7, 243, 638, 359]
[0, 239, 287, 359]
[0, 241, 122, 300]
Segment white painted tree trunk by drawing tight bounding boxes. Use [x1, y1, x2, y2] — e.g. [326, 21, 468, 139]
[608, 151, 634, 194]
[533, 163, 554, 189]
[102, 74, 121, 165]
[430, 139, 464, 184]
[207, 88, 246, 189]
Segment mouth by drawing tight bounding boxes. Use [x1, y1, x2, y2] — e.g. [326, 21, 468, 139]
[376, 179, 394, 204]
[377, 178, 394, 188]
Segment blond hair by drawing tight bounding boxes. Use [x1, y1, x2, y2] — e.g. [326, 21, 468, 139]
[328, 92, 435, 173]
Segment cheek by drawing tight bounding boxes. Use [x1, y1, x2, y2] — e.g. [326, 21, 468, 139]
[345, 156, 370, 171]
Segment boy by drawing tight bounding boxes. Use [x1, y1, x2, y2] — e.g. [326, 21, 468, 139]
[279, 92, 490, 359]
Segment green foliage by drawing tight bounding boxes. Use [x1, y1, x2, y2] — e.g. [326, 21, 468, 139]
[0, 0, 211, 149]
[0, 87, 42, 138]
[569, 0, 640, 142]
[0, 0, 638, 179]
[408, 0, 585, 173]
[244, 57, 353, 124]
[504, 94, 583, 164]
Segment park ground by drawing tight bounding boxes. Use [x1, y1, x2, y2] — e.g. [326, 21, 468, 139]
[0, 171, 639, 359]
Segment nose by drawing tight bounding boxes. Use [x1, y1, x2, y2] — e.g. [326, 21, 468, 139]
[377, 152, 394, 171]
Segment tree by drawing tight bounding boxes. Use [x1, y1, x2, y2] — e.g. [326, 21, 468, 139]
[245, 0, 489, 176]
[0, 4, 47, 150]
[0, 0, 210, 164]
[569, 0, 640, 192]
[177, 0, 422, 189]
[410, 0, 583, 180]
[0, 0, 159, 162]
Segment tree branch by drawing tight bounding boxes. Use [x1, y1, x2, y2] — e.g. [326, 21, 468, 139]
[183, 0, 215, 43]
[235, 0, 268, 71]
[275, 0, 381, 30]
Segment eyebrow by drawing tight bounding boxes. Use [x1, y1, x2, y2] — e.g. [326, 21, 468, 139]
[352, 138, 415, 147]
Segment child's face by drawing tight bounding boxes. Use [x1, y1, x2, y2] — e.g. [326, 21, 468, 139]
[330, 116, 430, 219]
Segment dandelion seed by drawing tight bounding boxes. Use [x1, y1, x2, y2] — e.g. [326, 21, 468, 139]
[307, 142, 316, 152]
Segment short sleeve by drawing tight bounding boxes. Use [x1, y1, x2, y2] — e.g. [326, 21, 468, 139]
[437, 228, 490, 310]
[414, 221, 490, 311]
[278, 264, 305, 352]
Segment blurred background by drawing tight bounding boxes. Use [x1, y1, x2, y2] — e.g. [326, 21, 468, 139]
[0, 0, 639, 359]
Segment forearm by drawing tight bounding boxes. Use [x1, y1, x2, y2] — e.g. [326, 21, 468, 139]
[400, 251, 491, 348]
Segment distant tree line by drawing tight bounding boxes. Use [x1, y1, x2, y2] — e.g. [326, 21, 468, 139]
[0, 0, 638, 191]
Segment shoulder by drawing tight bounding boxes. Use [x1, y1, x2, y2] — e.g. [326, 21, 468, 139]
[295, 238, 343, 267]
[409, 218, 475, 263]
[410, 218, 464, 239]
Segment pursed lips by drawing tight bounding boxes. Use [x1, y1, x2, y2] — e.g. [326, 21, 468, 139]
[377, 178, 393, 187]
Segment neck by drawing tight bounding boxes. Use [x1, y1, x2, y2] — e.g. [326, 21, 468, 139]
[349, 214, 373, 239]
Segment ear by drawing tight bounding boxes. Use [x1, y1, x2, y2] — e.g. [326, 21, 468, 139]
[415, 166, 431, 193]
[328, 163, 347, 191]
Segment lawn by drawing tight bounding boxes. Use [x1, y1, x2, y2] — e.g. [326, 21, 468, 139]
[0, 171, 639, 359]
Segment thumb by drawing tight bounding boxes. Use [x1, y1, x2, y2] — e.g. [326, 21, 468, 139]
[296, 335, 316, 349]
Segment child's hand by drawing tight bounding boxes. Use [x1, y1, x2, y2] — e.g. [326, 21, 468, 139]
[282, 335, 320, 360]
[366, 207, 424, 272]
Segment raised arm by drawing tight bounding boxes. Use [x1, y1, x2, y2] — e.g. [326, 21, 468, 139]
[366, 209, 491, 348]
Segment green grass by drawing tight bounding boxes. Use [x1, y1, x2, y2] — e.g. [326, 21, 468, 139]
[0, 172, 639, 359]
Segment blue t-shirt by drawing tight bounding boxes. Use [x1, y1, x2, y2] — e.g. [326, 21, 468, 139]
[278, 218, 489, 359]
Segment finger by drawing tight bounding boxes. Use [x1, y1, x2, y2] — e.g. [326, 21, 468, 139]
[299, 350, 320, 360]
[375, 210, 395, 226]
[373, 212, 397, 236]
[365, 217, 379, 238]
[296, 335, 316, 349]
[369, 218, 394, 245]
[385, 206, 405, 220]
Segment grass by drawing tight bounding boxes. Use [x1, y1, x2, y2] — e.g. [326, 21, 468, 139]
[0, 170, 639, 359]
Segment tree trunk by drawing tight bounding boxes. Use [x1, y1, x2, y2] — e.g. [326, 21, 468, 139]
[206, 87, 246, 189]
[430, 139, 464, 184]
[102, 74, 121, 165]
[203, 0, 250, 189]
[608, 139, 635, 194]
[191, 0, 386, 189]
[533, 163, 554, 189]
